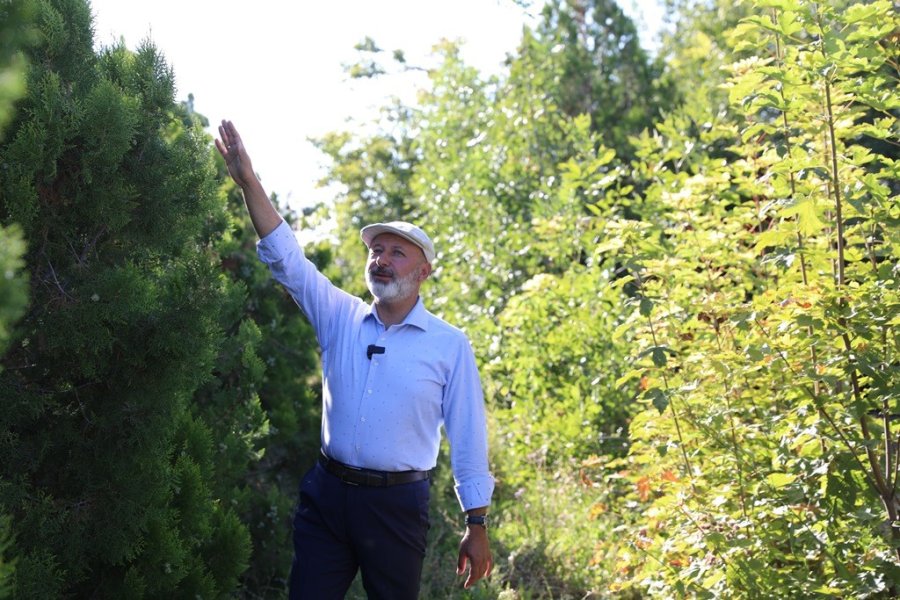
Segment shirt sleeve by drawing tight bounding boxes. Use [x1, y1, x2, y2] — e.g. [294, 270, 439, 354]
[442, 335, 495, 511]
[256, 220, 358, 349]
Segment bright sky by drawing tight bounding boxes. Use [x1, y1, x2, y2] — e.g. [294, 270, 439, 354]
[90, 0, 664, 212]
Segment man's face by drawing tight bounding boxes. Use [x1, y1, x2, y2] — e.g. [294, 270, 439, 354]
[365, 233, 431, 303]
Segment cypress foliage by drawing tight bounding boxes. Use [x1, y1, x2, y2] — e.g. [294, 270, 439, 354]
[197, 172, 323, 594]
[0, 0, 267, 596]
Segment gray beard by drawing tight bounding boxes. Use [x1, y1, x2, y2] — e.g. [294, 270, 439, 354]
[365, 269, 420, 303]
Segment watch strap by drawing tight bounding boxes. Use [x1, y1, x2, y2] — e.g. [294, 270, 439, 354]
[465, 514, 487, 527]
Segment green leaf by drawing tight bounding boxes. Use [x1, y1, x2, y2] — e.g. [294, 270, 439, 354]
[754, 228, 793, 253]
[614, 368, 643, 389]
[766, 472, 797, 488]
[781, 197, 824, 235]
[638, 345, 674, 368]
[595, 236, 625, 253]
[843, 1, 887, 24]
[813, 586, 847, 596]
[594, 148, 617, 168]
[647, 388, 669, 413]
[776, 11, 804, 37]
[586, 202, 604, 216]
[651, 347, 668, 367]
[705, 532, 726, 551]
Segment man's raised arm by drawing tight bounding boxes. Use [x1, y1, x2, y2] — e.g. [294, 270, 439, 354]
[214, 119, 283, 238]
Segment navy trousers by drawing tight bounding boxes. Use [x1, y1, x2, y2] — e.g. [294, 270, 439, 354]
[288, 463, 431, 599]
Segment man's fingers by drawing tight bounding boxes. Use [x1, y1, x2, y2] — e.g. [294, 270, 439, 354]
[217, 120, 241, 153]
[214, 137, 236, 166]
[217, 122, 230, 148]
[464, 570, 477, 588]
[458, 529, 492, 589]
[215, 121, 244, 168]
[462, 558, 488, 589]
[223, 120, 241, 148]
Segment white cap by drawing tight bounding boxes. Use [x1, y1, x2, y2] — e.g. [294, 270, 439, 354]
[360, 221, 436, 263]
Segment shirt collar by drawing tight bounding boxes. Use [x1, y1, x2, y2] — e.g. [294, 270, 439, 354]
[366, 297, 429, 331]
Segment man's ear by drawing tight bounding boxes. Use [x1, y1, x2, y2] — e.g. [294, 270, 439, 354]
[419, 262, 433, 282]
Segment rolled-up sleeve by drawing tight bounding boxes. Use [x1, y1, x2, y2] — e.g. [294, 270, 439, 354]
[442, 337, 495, 511]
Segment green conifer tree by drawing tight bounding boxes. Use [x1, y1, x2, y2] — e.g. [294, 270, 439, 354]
[197, 169, 323, 593]
[0, 1, 260, 596]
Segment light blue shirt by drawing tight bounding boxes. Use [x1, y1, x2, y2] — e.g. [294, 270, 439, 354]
[257, 221, 494, 511]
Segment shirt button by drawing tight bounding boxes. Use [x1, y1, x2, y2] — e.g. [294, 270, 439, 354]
[361, 417, 366, 423]
[367, 389, 372, 394]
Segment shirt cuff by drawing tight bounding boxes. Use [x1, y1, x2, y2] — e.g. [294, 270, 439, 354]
[256, 220, 299, 263]
[455, 475, 495, 512]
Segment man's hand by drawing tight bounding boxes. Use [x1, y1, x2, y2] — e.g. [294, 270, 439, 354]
[457, 523, 492, 589]
[215, 119, 255, 188]
[213, 119, 282, 238]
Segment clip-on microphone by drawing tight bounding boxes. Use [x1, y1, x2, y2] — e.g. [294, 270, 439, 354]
[367, 344, 385, 360]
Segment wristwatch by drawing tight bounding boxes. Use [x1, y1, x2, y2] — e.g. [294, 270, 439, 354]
[465, 514, 488, 528]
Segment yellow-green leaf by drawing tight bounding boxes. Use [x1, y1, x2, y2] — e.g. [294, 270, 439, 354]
[767, 472, 797, 488]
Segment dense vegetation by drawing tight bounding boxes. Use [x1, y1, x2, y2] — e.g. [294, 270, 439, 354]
[0, 0, 320, 596]
[1, 0, 897, 598]
[316, 0, 899, 596]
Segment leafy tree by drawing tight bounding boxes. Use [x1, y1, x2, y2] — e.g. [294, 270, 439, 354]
[520, 0, 664, 162]
[656, 0, 751, 107]
[592, 0, 900, 596]
[310, 7, 662, 596]
[315, 0, 899, 596]
[311, 98, 419, 297]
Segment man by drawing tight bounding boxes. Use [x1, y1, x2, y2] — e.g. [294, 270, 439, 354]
[215, 120, 494, 599]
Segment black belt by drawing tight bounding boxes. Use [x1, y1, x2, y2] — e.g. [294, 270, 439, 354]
[319, 452, 430, 487]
